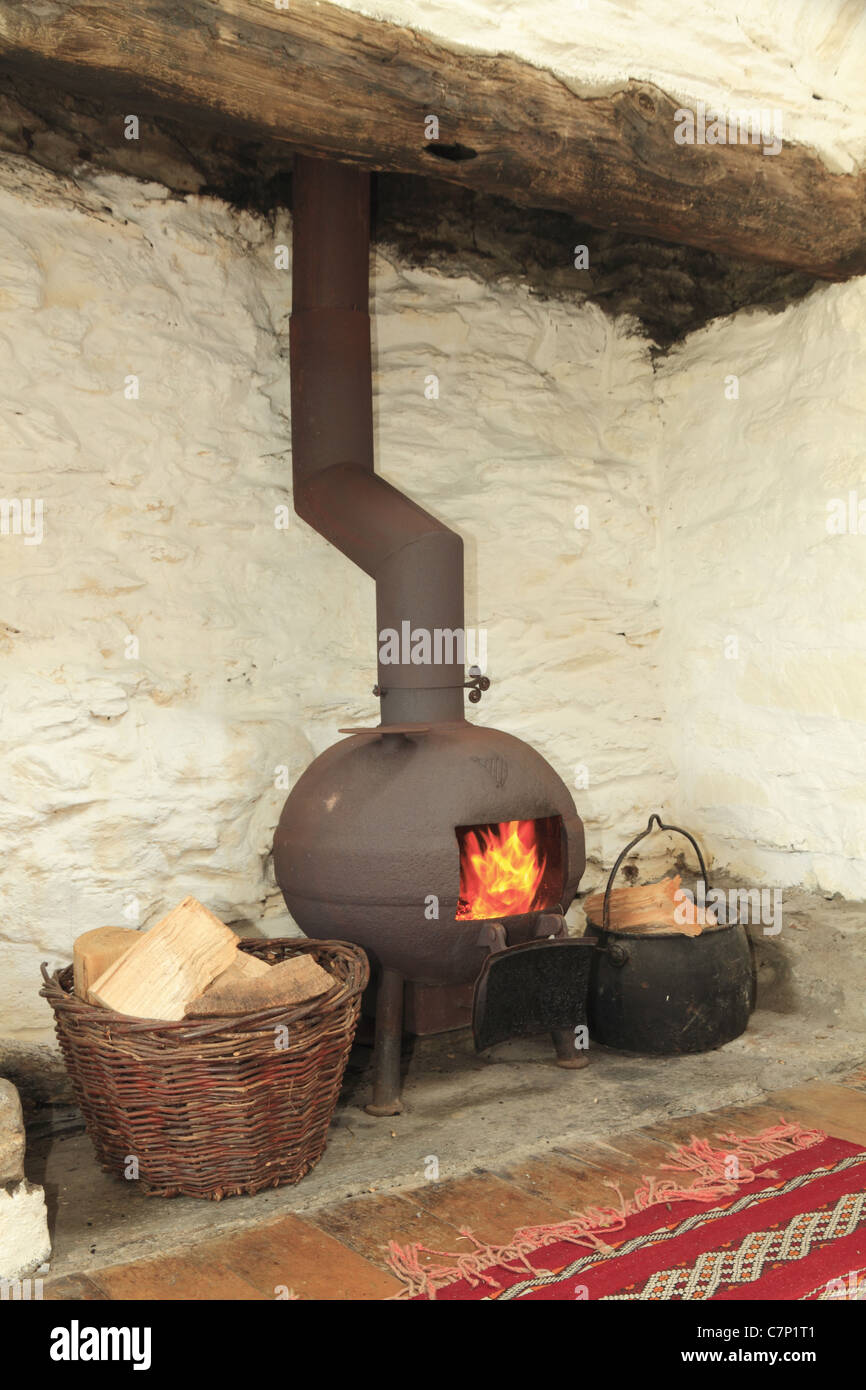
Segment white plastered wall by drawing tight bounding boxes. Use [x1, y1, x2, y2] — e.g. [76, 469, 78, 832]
[2, 0, 866, 1041]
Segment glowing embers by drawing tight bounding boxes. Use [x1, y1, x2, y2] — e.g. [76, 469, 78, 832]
[455, 815, 563, 921]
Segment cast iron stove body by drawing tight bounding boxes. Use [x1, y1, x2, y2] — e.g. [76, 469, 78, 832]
[273, 157, 587, 1113]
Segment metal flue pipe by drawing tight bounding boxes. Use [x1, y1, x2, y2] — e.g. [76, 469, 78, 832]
[290, 155, 466, 726]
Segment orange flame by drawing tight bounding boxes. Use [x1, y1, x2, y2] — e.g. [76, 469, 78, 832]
[456, 819, 547, 921]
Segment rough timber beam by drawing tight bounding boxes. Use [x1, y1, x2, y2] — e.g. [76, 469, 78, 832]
[0, 0, 863, 278]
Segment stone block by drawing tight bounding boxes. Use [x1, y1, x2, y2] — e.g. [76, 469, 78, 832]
[0, 1182, 52, 1282]
[0, 1078, 25, 1185]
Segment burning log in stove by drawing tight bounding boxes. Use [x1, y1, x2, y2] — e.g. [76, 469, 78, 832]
[456, 817, 562, 922]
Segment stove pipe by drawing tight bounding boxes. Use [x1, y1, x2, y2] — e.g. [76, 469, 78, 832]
[290, 156, 465, 726]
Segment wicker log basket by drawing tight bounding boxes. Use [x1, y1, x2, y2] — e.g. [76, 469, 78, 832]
[40, 939, 369, 1200]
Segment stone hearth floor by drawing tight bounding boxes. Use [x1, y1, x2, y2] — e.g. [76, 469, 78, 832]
[40, 1072, 866, 1300]
[26, 995, 866, 1296]
[16, 884, 864, 1295]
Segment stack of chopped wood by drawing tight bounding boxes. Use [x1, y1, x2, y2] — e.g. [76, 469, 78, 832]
[72, 897, 333, 1020]
[583, 874, 714, 938]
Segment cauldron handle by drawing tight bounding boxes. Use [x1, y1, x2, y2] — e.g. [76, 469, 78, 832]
[602, 814, 710, 933]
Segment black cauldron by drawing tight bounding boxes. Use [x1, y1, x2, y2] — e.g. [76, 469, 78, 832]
[585, 815, 755, 1054]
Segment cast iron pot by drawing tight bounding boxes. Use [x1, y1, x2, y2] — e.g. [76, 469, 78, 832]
[585, 815, 755, 1055]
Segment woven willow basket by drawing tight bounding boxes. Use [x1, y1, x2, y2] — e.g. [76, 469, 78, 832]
[40, 939, 369, 1200]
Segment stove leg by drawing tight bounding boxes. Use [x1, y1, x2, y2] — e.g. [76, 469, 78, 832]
[551, 1028, 590, 1070]
[365, 968, 405, 1115]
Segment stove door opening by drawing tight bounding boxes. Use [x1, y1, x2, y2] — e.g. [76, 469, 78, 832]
[455, 814, 564, 921]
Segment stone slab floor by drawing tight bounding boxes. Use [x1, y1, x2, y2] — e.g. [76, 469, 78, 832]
[26, 1012, 866, 1289]
[18, 888, 866, 1297]
[40, 1073, 866, 1300]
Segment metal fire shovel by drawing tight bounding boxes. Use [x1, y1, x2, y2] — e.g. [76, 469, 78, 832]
[471, 913, 594, 1068]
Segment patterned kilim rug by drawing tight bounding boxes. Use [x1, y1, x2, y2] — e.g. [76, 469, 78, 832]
[387, 1121, 866, 1301]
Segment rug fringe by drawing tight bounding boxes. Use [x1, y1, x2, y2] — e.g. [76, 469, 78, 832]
[386, 1116, 826, 1299]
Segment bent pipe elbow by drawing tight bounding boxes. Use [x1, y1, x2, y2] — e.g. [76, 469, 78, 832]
[296, 464, 466, 725]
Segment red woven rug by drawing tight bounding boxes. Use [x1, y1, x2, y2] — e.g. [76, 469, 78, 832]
[387, 1121, 866, 1300]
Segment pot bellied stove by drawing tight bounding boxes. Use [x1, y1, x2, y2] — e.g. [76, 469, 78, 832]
[273, 157, 590, 1113]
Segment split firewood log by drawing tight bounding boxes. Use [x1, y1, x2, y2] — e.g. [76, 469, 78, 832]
[89, 897, 241, 1020]
[205, 950, 272, 993]
[584, 874, 713, 937]
[184, 954, 334, 1017]
[73, 926, 140, 1002]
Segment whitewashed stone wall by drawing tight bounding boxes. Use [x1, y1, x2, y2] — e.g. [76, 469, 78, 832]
[1, 148, 864, 1047]
[655, 279, 866, 900]
[0, 155, 668, 1041]
[333, 0, 866, 906]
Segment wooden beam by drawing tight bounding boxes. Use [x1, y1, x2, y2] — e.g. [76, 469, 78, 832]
[0, 73, 820, 348]
[0, 0, 862, 279]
